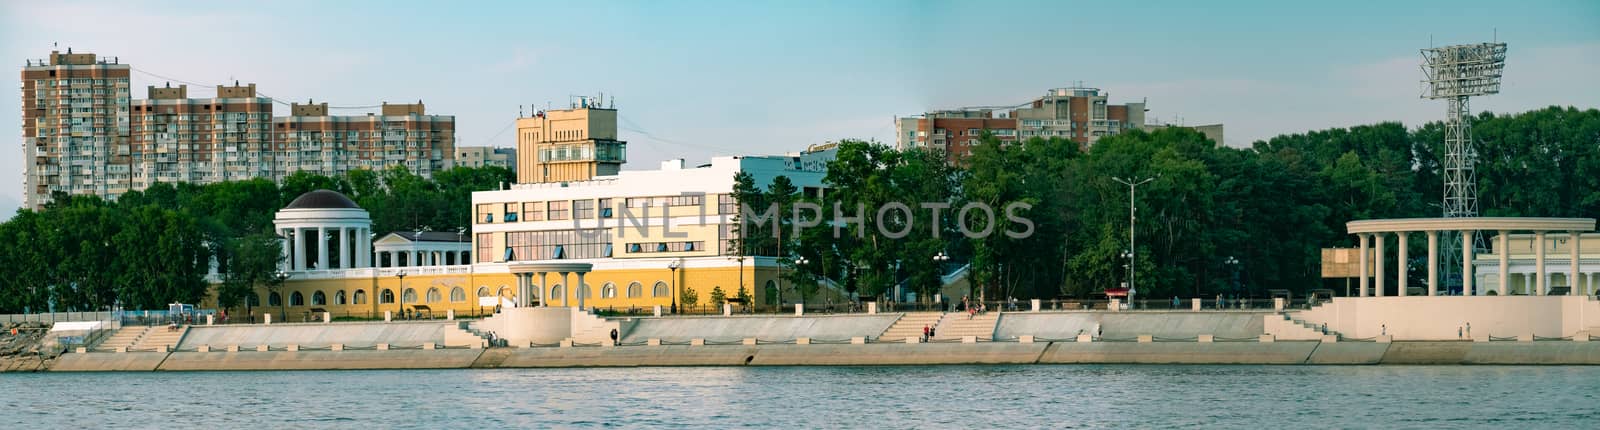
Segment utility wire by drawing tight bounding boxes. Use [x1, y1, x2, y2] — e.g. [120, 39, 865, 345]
[130, 66, 390, 110]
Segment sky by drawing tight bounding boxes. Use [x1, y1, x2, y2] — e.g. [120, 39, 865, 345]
[2, 0, 1598, 216]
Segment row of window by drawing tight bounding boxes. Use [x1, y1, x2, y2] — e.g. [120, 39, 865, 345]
[266, 281, 679, 308]
[504, 229, 612, 261]
[627, 241, 705, 254]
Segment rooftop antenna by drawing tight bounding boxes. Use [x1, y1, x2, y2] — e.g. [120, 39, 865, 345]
[1421, 39, 1507, 294]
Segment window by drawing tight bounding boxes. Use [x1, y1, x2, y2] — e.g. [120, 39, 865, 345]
[402, 288, 418, 304]
[335, 290, 347, 305]
[551, 285, 565, 301]
[602, 283, 617, 299]
[381, 289, 395, 304]
[598, 198, 613, 218]
[967, 128, 980, 136]
[505, 229, 612, 260]
[477, 286, 490, 297]
[627, 282, 643, 298]
[426, 288, 442, 303]
[574, 199, 594, 219]
[311, 291, 326, 306]
[629, 241, 707, 254]
[503, 203, 518, 222]
[269, 292, 283, 306]
[476, 233, 493, 263]
[548, 200, 569, 220]
[451, 287, 467, 303]
[653, 282, 670, 297]
[476, 204, 494, 224]
[522, 202, 543, 221]
[718, 194, 737, 214]
[354, 289, 368, 305]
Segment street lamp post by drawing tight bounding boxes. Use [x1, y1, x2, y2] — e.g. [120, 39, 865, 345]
[669, 260, 681, 314]
[274, 270, 289, 322]
[794, 257, 809, 308]
[1225, 256, 1241, 297]
[933, 252, 950, 309]
[1112, 176, 1156, 297]
[396, 271, 407, 319]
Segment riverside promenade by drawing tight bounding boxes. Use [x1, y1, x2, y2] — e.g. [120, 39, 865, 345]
[32, 298, 1600, 371]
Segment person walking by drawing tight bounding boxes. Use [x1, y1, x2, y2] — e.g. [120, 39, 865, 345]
[923, 325, 930, 343]
[929, 326, 936, 340]
[610, 328, 619, 346]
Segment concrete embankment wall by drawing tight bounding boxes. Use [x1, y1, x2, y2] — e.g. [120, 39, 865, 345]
[997, 312, 1267, 340]
[619, 314, 899, 343]
[37, 340, 1600, 371]
[176, 322, 449, 349]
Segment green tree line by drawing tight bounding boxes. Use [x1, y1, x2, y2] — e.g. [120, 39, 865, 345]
[734, 106, 1600, 302]
[0, 165, 512, 313]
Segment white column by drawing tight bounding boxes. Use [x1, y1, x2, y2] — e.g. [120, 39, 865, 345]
[1397, 232, 1408, 296]
[1427, 231, 1438, 296]
[1570, 232, 1581, 296]
[516, 274, 528, 307]
[280, 229, 291, 271]
[339, 227, 350, 269]
[293, 227, 307, 271]
[1375, 233, 1386, 297]
[361, 228, 371, 268]
[1462, 230, 1474, 296]
[577, 272, 588, 310]
[539, 272, 549, 307]
[1498, 231, 1510, 296]
[560, 272, 571, 307]
[1535, 231, 1547, 296]
[1358, 233, 1370, 297]
[317, 226, 328, 271]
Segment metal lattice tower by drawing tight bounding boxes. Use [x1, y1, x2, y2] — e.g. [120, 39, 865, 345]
[1421, 42, 1507, 293]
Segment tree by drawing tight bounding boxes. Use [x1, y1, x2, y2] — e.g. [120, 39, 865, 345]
[680, 285, 699, 309]
[709, 286, 727, 306]
[219, 233, 284, 317]
[736, 285, 752, 306]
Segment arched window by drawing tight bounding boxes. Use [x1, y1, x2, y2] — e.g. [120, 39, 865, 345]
[402, 288, 418, 304]
[602, 283, 617, 299]
[451, 287, 466, 303]
[477, 286, 490, 297]
[290, 291, 304, 306]
[269, 292, 283, 306]
[577, 284, 592, 299]
[380, 289, 395, 304]
[653, 281, 670, 298]
[353, 289, 367, 305]
[627, 282, 643, 298]
[498, 286, 512, 297]
[335, 290, 347, 305]
[426, 287, 442, 303]
[311, 290, 326, 306]
[248, 293, 261, 306]
[551, 284, 565, 302]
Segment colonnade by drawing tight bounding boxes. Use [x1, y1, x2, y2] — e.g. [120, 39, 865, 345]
[282, 226, 371, 271]
[376, 250, 472, 268]
[1348, 218, 1596, 297]
[508, 263, 594, 310]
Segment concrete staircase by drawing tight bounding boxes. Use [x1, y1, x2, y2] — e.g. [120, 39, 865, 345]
[570, 310, 621, 345]
[470, 348, 513, 368]
[933, 311, 999, 341]
[131, 326, 187, 351]
[878, 312, 944, 342]
[1266, 313, 1336, 341]
[95, 327, 148, 351]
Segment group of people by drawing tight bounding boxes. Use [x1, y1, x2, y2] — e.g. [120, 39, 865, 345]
[922, 324, 937, 342]
[958, 296, 988, 319]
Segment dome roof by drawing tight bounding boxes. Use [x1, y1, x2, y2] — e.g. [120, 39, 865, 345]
[284, 189, 360, 210]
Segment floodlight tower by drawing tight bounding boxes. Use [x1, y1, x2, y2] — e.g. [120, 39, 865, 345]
[1421, 41, 1507, 294]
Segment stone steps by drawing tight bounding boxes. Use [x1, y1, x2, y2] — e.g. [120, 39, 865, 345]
[133, 326, 187, 351]
[96, 327, 149, 350]
[933, 312, 999, 340]
[879, 312, 944, 341]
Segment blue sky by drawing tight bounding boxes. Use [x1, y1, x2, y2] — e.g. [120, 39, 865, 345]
[3, 1, 1598, 215]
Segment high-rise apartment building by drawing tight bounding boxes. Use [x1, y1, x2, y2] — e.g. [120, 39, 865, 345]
[20, 50, 131, 207]
[273, 101, 455, 178]
[19, 49, 459, 209]
[895, 87, 1159, 160]
[515, 98, 627, 184]
[455, 146, 516, 171]
[129, 83, 274, 187]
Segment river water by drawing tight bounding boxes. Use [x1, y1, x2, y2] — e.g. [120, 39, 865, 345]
[5, 365, 1598, 428]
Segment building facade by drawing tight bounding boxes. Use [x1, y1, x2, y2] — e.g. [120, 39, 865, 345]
[129, 83, 275, 187]
[894, 87, 1158, 160]
[208, 148, 844, 320]
[19, 49, 457, 209]
[455, 146, 516, 171]
[273, 101, 455, 179]
[515, 99, 626, 183]
[20, 50, 131, 207]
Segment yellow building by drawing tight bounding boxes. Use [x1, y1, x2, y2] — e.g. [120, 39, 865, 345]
[206, 146, 845, 321]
